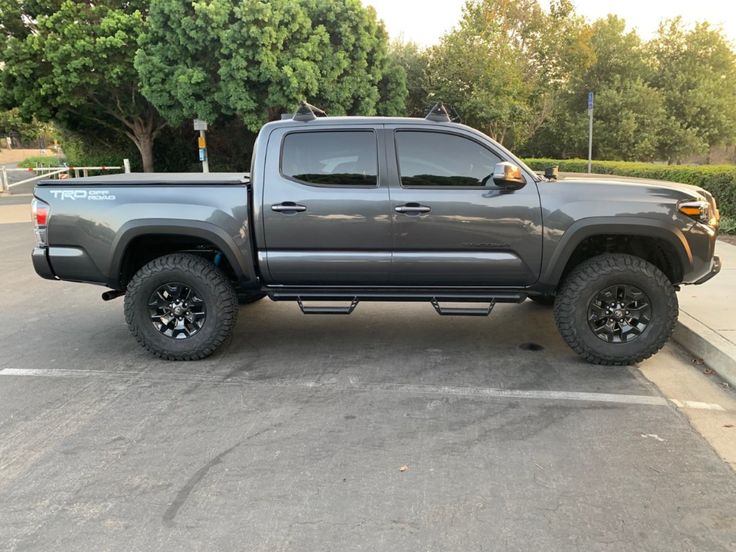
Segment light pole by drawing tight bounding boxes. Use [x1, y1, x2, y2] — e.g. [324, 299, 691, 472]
[587, 91, 594, 174]
[194, 119, 209, 173]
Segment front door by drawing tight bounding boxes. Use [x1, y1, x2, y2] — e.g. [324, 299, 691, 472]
[262, 126, 392, 285]
[388, 128, 542, 286]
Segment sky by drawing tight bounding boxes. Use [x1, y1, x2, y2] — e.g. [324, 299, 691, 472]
[363, 0, 736, 47]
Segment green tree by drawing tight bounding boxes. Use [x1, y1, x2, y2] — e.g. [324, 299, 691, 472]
[136, 0, 405, 131]
[0, 0, 165, 171]
[388, 40, 428, 117]
[525, 14, 669, 160]
[425, 0, 540, 146]
[0, 108, 56, 146]
[427, 0, 592, 149]
[649, 18, 736, 162]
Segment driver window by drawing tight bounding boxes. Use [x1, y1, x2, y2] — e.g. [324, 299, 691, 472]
[396, 131, 501, 187]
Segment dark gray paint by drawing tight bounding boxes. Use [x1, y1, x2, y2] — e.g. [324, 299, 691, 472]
[33, 116, 719, 293]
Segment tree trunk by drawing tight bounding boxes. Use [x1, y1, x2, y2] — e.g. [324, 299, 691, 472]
[134, 133, 155, 173]
[124, 111, 164, 173]
[267, 106, 284, 122]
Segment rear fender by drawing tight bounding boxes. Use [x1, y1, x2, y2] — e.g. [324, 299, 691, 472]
[109, 219, 259, 289]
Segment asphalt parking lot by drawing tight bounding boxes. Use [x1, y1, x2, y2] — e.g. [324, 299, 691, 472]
[1, 213, 735, 551]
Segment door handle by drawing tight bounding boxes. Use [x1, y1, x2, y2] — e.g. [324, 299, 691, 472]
[272, 202, 307, 213]
[395, 203, 431, 214]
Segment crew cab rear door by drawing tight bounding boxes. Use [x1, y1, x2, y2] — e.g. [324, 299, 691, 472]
[386, 127, 542, 286]
[261, 125, 392, 285]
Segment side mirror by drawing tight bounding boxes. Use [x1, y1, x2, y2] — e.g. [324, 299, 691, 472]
[492, 162, 526, 190]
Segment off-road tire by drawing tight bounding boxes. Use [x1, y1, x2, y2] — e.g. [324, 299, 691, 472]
[237, 291, 267, 305]
[124, 253, 238, 360]
[553, 253, 678, 365]
[529, 294, 555, 306]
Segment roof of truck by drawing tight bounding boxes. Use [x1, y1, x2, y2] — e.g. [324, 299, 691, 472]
[267, 115, 460, 128]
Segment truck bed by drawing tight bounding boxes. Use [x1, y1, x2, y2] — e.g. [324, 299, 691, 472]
[37, 172, 250, 186]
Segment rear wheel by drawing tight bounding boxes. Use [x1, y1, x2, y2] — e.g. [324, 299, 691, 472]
[553, 253, 678, 365]
[124, 253, 238, 360]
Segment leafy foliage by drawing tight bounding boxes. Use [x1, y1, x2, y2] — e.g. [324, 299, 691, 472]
[0, 109, 57, 146]
[17, 155, 63, 168]
[0, 0, 165, 171]
[136, 0, 404, 131]
[387, 41, 428, 117]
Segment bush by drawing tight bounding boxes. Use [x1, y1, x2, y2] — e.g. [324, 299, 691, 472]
[720, 216, 736, 234]
[17, 155, 64, 168]
[524, 158, 736, 232]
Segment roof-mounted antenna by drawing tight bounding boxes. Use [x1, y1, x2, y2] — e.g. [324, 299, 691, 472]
[293, 101, 327, 122]
[425, 102, 451, 123]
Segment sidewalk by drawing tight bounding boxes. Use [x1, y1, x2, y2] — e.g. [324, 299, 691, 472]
[675, 239, 736, 387]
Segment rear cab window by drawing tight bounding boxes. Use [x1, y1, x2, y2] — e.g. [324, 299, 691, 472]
[281, 130, 378, 186]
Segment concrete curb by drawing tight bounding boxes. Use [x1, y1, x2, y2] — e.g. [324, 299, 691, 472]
[674, 311, 736, 388]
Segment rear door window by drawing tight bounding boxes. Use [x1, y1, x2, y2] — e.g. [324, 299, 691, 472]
[282, 131, 378, 186]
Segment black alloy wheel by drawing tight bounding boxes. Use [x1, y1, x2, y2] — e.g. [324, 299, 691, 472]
[148, 282, 207, 339]
[587, 284, 651, 343]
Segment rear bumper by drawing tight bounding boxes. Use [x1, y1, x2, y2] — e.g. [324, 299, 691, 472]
[32, 247, 56, 280]
[693, 255, 721, 285]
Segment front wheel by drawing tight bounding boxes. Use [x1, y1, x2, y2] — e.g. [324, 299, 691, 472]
[553, 254, 678, 365]
[124, 253, 238, 360]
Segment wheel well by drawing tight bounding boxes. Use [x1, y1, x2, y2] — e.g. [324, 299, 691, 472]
[118, 234, 237, 288]
[560, 235, 683, 285]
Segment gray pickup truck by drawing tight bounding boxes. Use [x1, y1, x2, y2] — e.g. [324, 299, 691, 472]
[31, 103, 721, 365]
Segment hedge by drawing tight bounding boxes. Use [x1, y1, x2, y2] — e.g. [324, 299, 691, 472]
[17, 155, 64, 168]
[524, 158, 736, 233]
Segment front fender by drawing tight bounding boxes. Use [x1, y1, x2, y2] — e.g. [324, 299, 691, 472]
[539, 216, 693, 287]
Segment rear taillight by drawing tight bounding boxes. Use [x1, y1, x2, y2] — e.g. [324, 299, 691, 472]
[31, 198, 50, 246]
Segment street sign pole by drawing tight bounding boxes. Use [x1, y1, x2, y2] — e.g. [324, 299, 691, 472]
[587, 91, 594, 174]
[193, 119, 209, 173]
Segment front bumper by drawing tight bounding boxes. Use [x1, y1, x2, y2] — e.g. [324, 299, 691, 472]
[693, 255, 721, 285]
[31, 247, 56, 280]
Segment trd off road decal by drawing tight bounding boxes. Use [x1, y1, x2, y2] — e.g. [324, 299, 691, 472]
[48, 190, 117, 201]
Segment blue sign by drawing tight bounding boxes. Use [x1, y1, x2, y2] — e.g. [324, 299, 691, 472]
[587, 91, 594, 111]
[198, 148, 207, 162]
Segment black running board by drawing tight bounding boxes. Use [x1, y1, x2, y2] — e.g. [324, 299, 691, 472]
[270, 288, 526, 316]
[269, 288, 526, 303]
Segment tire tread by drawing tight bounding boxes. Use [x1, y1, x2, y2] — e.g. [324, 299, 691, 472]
[124, 253, 238, 360]
[553, 254, 678, 365]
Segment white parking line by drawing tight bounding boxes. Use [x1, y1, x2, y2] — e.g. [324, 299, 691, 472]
[668, 399, 726, 411]
[0, 367, 727, 411]
[0, 368, 725, 412]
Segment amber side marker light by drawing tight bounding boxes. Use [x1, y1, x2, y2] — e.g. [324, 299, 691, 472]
[678, 200, 714, 225]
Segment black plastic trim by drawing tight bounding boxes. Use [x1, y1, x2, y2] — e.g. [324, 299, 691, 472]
[693, 255, 721, 285]
[31, 247, 56, 280]
[540, 217, 693, 287]
[109, 220, 260, 289]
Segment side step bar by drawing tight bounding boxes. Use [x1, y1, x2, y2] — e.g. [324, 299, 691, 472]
[297, 297, 359, 315]
[280, 290, 525, 316]
[431, 299, 495, 317]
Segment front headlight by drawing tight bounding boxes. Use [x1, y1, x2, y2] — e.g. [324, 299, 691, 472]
[679, 199, 718, 227]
